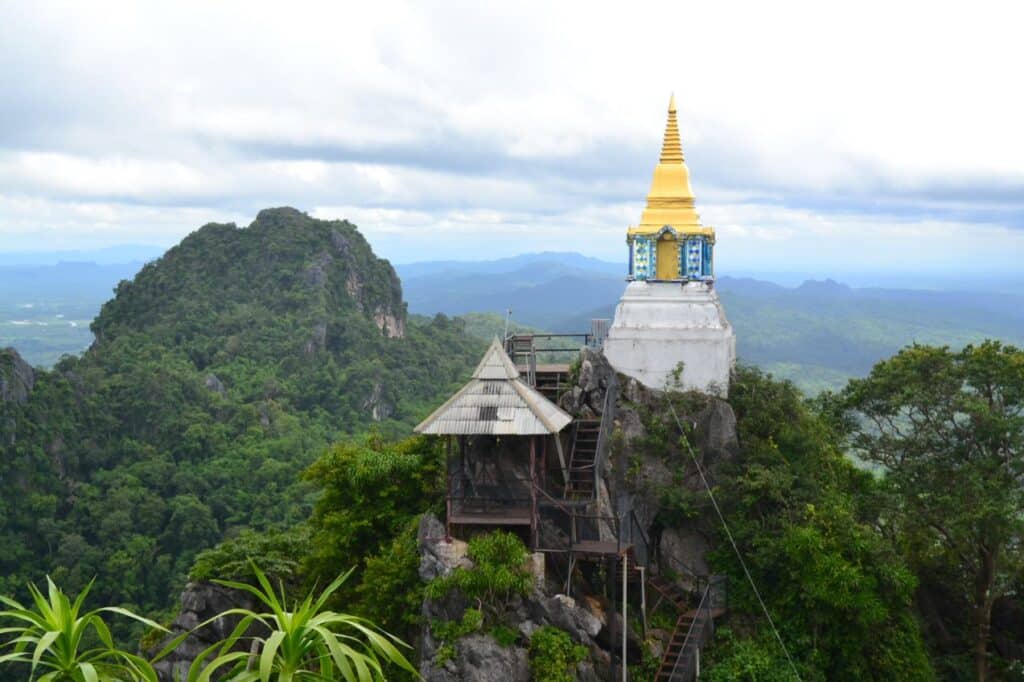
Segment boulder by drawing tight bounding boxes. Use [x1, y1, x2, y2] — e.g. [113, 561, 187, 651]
[418, 514, 472, 581]
[527, 593, 603, 642]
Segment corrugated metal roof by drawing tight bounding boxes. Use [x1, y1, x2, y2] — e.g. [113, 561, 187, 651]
[415, 338, 572, 436]
[471, 337, 521, 380]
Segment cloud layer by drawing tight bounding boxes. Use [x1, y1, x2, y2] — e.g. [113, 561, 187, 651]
[1, 1, 1021, 272]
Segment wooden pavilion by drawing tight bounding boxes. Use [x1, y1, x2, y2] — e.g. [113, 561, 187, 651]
[415, 338, 572, 546]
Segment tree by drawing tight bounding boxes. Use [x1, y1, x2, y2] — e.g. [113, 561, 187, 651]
[706, 365, 933, 680]
[843, 341, 1024, 682]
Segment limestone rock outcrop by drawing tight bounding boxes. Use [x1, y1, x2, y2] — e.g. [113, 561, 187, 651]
[152, 582, 261, 682]
[0, 348, 35, 404]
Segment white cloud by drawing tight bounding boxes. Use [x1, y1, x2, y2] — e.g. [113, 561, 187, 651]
[0, 0, 1021, 274]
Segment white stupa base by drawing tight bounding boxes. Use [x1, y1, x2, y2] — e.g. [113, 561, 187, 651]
[603, 281, 736, 396]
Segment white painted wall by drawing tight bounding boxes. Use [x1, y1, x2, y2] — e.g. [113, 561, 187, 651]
[603, 281, 736, 395]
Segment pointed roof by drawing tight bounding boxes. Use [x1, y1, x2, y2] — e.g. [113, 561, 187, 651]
[630, 95, 713, 237]
[414, 338, 573, 436]
[471, 337, 521, 380]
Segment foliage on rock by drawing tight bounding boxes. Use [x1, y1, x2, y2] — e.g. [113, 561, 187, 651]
[528, 626, 587, 682]
[426, 531, 532, 617]
[304, 433, 445, 593]
[674, 365, 934, 680]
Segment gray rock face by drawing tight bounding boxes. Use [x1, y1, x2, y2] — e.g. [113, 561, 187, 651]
[152, 582, 261, 682]
[203, 373, 225, 394]
[528, 593, 603, 641]
[416, 349, 741, 681]
[696, 398, 739, 476]
[560, 347, 614, 417]
[423, 634, 529, 682]
[0, 348, 35, 404]
[418, 512, 609, 682]
[418, 513, 472, 581]
[660, 526, 711, 579]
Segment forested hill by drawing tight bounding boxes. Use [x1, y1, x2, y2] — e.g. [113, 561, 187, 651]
[0, 207, 483, 629]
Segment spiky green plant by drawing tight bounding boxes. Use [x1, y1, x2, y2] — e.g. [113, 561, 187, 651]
[0, 577, 166, 681]
[185, 563, 417, 681]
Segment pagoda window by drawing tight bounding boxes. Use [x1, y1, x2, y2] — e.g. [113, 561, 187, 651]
[685, 237, 704, 279]
[632, 237, 653, 281]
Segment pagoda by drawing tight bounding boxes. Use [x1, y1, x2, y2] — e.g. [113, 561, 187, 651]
[603, 96, 736, 394]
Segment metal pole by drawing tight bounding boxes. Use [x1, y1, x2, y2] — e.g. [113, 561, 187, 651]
[610, 557, 618, 682]
[639, 566, 647, 638]
[622, 552, 628, 682]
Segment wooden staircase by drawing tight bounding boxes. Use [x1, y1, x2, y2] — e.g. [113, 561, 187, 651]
[533, 365, 569, 403]
[565, 418, 599, 500]
[655, 610, 703, 681]
[608, 553, 713, 681]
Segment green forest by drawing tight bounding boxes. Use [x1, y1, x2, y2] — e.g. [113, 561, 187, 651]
[0, 208, 483, 639]
[1, 209, 1022, 680]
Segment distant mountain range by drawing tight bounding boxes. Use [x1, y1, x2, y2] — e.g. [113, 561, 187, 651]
[5, 249, 1024, 393]
[396, 253, 1024, 393]
[0, 244, 164, 266]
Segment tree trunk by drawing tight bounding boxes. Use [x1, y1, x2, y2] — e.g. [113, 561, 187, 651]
[973, 549, 996, 682]
[974, 619, 988, 682]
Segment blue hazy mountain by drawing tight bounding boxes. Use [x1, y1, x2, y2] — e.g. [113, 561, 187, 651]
[0, 244, 164, 266]
[5, 249, 1024, 394]
[398, 255, 1024, 392]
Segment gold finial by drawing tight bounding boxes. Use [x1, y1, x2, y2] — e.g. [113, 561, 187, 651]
[659, 94, 684, 164]
[627, 95, 713, 238]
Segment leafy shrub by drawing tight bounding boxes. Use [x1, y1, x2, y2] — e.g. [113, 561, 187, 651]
[704, 628, 800, 682]
[426, 531, 532, 616]
[304, 433, 445, 593]
[432, 608, 483, 664]
[528, 626, 587, 682]
[491, 624, 520, 647]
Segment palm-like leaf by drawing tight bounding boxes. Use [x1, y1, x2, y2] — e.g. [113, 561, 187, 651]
[186, 562, 417, 681]
[0, 577, 167, 681]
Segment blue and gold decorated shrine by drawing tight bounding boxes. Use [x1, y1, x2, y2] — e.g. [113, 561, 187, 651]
[626, 95, 715, 283]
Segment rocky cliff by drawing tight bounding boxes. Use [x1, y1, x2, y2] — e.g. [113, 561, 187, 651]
[417, 347, 738, 681]
[0, 348, 34, 405]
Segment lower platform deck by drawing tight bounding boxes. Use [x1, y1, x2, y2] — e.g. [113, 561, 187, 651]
[449, 507, 532, 525]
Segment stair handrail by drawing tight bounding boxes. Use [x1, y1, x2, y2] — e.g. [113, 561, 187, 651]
[666, 581, 714, 682]
[592, 372, 618, 493]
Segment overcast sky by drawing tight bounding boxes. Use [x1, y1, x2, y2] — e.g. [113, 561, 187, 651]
[1, 1, 1022, 275]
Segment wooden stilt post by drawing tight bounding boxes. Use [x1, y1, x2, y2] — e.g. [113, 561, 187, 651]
[540, 436, 547, 492]
[445, 436, 453, 541]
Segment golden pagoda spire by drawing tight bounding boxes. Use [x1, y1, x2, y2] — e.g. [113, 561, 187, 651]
[659, 94, 684, 164]
[629, 95, 712, 237]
